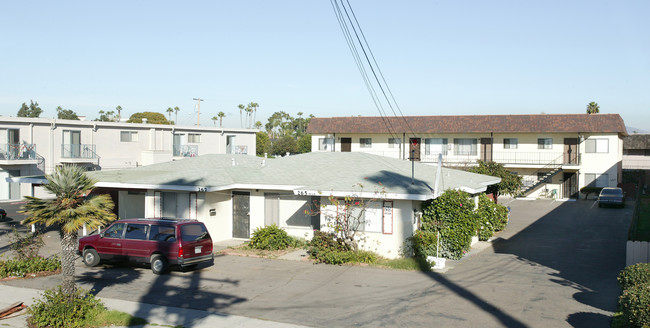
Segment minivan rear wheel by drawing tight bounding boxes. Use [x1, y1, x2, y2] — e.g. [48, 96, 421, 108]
[151, 254, 168, 275]
[83, 248, 100, 267]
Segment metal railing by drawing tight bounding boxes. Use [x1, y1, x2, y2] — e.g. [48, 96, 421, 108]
[0, 143, 37, 160]
[61, 144, 97, 159]
[173, 144, 199, 157]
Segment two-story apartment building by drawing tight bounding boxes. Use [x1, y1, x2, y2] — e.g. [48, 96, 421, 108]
[0, 116, 256, 200]
[307, 114, 627, 199]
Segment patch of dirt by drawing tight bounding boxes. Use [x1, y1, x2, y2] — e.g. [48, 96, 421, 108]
[219, 245, 304, 259]
[0, 269, 61, 281]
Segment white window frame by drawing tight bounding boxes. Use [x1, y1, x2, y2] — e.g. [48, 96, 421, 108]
[503, 138, 518, 149]
[388, 138, 401, 149]
[187, 133, 201, 143]
[585, 173, 609, 187]
[360, 138, 372, 148]
[537, 138, 553, 149]
[453, 138, 477, 156]
[120, 131, 138, 142]
[425, 138, 448, 155]
[585, 138, 609, 153]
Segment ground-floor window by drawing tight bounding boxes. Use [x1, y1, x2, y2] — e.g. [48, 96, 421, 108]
[585, 173, 609, 188]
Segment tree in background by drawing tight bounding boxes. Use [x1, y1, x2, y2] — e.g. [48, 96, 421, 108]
[166, 107, 174, 122]
[271, 135, 298, 156]
[115, 105, 123, 121]
[250, 102, 259, 128]
[218, 111, 225, 128]
[174, 106, 180, 124]
[238, 104, 245, 128]
[127, 112, 170, 124]
[56, 106, 79, 120]
[21, 165, 116, 296]
[297, 134, 312, 153]
[256, 131, 271, 156]
[17, 100, 43, 118]
[254, 121, 262, 129]
[94, 110, 116, 122]
[586, 101, 600, 114]
[467, 160, 522, 202]
[211, 116, 218, 127]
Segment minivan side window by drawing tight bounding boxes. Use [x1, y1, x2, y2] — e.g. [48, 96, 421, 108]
[125, 224, 148, 240]
[181, 224, 209, 241]
[148, 225, 176, 242]
[104, 223, 126, 239]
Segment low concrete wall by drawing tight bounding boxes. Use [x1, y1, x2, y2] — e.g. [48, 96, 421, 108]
[626, 241, 650, 266]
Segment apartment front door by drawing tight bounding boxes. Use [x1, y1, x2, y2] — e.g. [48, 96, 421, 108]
[562, 172, 578, 198]
[341, 138, 351, 152]
[232, 191, 250, 238]
[564, 138, 578, 164]
[409, 138, 421, 161]
[480, 138, 493, 162]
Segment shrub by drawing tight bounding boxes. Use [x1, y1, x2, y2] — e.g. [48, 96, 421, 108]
[619, 284, 650, 327]
[308, 231, 378, 265]
[9, 227, 45, 260]
[406, 230, 439, 259]
[580, 186, 603, 199]
[0, 255, 61, 279]
[618, 263, 650, 291]
[421, 190, 479, 259]
[249, 225, 300, 250]
[475, 194, 509, 241]
[28, 286, 104, 328]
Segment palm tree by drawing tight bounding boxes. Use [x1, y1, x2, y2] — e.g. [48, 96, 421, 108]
[115, 105, 122, 121]
[21, 165, 116, 296]
[166, 107, 174, 122]
[238, 104, 245, 128]
[174, 106, 180, 125]
[250, 102, 259, 128]
[218, 111, 225, 128]
[586, 101, 600, 114]
[211, 116, 218, 127]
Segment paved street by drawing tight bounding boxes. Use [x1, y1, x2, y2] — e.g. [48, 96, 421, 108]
[0, 198, 632, 327]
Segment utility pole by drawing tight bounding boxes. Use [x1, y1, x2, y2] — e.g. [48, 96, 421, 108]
[193, 98, 203, 126]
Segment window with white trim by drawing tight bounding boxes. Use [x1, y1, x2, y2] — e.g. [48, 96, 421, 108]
[503, 138, 518, 149]
[360, 138, 372, 148]
[453, 138, 477, 156]
[187, 133, 201, 143]
[585, 173, 609, 187]
[585, 138, 609, 153]
[537, 138, 553, 149]
[425, 138, 448, 155]
[318, 138, 334, 151]
[388, 138, 401, 148]
[120, 131, 138, 142]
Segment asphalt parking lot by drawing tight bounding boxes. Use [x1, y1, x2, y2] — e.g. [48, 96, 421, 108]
[0, 198, 633, 327]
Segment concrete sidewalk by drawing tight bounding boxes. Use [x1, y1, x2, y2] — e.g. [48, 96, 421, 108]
[0, 284, 310, 328]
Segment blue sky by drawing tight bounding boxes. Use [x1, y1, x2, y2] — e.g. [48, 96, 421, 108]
[1, 1, 648, 131]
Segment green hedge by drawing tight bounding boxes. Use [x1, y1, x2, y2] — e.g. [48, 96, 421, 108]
[249, 225, 301, 250]
[422, 190, 478, 260]
[308, 230, 378, 265]
[617, 263, 650, 327]
[0, 256, 61, 279]
[475, 194, 509, 241]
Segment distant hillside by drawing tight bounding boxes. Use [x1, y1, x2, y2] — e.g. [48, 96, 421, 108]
[626, 126, 649, 134]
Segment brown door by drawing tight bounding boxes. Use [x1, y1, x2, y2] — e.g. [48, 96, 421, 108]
[563, 172, 578, 198]
[480, 138, 493, 162]
[564, 138, 578, 164]
[341, 138, 352, 152]
[409, 138, 421, 161]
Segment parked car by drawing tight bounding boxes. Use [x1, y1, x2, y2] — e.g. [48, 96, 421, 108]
[78, 218, 214, 274]
[598, 187, 625, 208]
[0, 208, 6, 220]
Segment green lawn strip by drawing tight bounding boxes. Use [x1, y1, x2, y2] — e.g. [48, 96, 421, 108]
[630, 194, 650, 241]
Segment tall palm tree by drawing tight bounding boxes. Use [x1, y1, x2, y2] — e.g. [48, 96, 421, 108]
[211, 116, 218, 127]
[238, 104, 245, 128]
[250, 102, 259, 128]
[586, 101, 600, 114]
[21, 165, 116, 296]
[166, 107, 174, 122]
[174, 106, 180, 125]
[115, 105, 122, 121]
[218, 111, 225, 128]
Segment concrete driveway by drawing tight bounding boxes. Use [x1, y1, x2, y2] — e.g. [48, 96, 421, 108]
[0, 198, 632, 327]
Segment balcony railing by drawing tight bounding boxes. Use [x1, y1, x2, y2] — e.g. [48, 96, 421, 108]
[61, 144, 97, 159]
[354, 149, 580, 166]
[0, 143, 37, 160]
[173, 144, 199, 157]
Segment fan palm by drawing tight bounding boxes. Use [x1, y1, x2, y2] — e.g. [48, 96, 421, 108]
[21, 165, 116, 296]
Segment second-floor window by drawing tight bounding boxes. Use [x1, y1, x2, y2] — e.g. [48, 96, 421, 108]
[538, 138, 553, 149]
[585, 138, 609, 153]
[319, 138, 334, 151]
[360, 138, 372, 148]
[453, 138, 477, 156]
[425, 138, 448, 155]
[188, 133, 201, 143]
[388, 138, 401, 148]
[120, 131, 138, 142]
[503, 138, 518, 149]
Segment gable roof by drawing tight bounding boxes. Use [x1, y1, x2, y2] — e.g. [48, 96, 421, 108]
[88, 152, 500, 201]
[306, 114, 627, 135]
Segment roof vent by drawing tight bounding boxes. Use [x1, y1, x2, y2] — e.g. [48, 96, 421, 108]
[231, 158, 235, 166]
[142, 118, 148, 124]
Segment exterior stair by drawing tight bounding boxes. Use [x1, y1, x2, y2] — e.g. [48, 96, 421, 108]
[520, 167, 563, 196]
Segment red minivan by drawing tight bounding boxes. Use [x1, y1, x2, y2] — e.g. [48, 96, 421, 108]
[78, 218, 214, 274]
